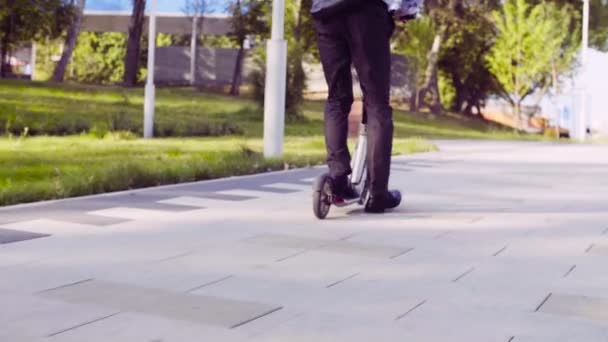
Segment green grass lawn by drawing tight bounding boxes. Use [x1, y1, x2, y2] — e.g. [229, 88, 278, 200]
[1, 79, 543, 140]
[0, 79, 545, 206]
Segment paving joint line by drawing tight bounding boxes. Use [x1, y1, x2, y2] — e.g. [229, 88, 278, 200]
[493, 245, 509, 257]
[47, 311, 121, 337]
[275, 249, 311, 263]
[395, 300, 427, 321]
[452, 267, 475, 283]
[37, 278, 94, 294]
[277, 235, 354, 263]
[390, 248, 414, 259]
[338, 233, 358, 241]
[563, 264, 576, 278]
[535, 292, 553, 312]
[326, 273, 360, 288]
[185, 275, 234, 293]
[230, 306, 284, 329]
[157, 251, 195, 263]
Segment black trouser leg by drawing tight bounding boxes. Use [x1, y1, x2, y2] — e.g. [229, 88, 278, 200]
[313, 17, 354, 180]
[346, 1, 395, 196]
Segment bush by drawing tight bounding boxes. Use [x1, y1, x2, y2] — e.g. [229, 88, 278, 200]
[104, 131, 138, 141]
[68, 32, 127, 84]
[438, 71, 456, 111]
[154, 120, 244, 137]
[543, 127, 560, 139]
[89, 122, 110, 139]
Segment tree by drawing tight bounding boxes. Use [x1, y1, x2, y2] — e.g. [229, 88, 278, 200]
[0, 0, 73, 77]
[249, 0, 310, 117]
[437, 0, 502, 115]
[293, 0, 316, 57]
[51, 0, 86, 82]
[529, 0, 608, 51]
[589, 0, 608, 50]
[123, 0, 146, 86]
[411, 0, 467, 114]
[69, 32, 127, 84]
[393, 17, 436, 111]
[228, 0, 266, 95]
[280, 0, 309, 116]
[184, 0, 214, 85]
[486, 0, 578, 129]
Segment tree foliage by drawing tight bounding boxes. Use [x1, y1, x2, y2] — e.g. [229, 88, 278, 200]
[438, 0, 502, 115]
[69, 32, 127, 84]
[393, 16, 436, 110]
[250, 0, 311, 117]
[528, 0, 608, 51]
[228, 0, 266, 95]
[52, 0, 86, 82]
[486, 0, 579, 124]
[0, 0, 74, 77]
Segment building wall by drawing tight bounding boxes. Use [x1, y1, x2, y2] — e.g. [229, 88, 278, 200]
[81, 13, 232, 35]
[537, 49, 608, 137]
[154, 46, 417, 98]
[155, 47, 246, 86]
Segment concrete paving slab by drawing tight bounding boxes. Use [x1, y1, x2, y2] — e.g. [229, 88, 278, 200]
[39, 279, 283, 329]
[538, 293, 608, 323]
[0, 227, 49, 244]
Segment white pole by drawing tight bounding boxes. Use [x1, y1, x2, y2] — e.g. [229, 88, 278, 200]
[190, 14, 198, 85]
[578, 0, 590, 141]
[143, 0, 157, 138]
[263, 0, 287, 158]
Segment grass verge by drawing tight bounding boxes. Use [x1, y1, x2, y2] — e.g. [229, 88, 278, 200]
[0, 135, 436, 206]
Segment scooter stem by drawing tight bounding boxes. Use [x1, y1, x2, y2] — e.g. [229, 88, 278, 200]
[350, 123, 367, 186]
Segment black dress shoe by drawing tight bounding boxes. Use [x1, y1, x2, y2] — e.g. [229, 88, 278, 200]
[331, 176, 360, 200]
[364, 190, 402, 213]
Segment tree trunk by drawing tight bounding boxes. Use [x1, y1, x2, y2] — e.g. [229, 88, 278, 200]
[474, 102, 482, 116]
[551, 60, 560, 136]
[123, 0, 146, 87]
[428, 71, 442, 114]
[417, 29, 444, 114]
[230, 41, 245, 96]
[514, 101, 522, 131]
[294, 0, 303, 43]
[0, 37, 9, 78]
[0, 5, 15, 78]
[409, 82, 418, 112]
[451, 73, 466, 113]
[52, 0, 86, 82]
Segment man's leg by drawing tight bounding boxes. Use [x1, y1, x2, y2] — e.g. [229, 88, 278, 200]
[346, 0, 395, 198]
[314, 18, 355, 186]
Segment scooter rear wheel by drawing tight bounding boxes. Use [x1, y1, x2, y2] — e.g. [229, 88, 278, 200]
[313, 173, 332, 219]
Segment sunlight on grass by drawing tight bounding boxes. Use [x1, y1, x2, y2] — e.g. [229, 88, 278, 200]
[0, 135, 435, 206]
[0, 79, 550, 206]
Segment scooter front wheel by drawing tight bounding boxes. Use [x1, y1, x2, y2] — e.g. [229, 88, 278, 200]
[313, 173, 332, 219]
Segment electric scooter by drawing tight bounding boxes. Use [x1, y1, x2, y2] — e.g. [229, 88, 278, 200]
[313, 116, 369, 220]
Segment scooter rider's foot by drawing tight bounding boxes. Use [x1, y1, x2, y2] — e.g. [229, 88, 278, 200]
[331, 176, 359, 201]
[364, 190, 402, 213]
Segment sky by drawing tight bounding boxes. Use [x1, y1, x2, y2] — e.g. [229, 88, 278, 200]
[85, 0, 229, 14]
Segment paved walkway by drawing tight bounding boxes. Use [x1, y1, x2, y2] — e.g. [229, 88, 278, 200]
[1, 140, 608, 342]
